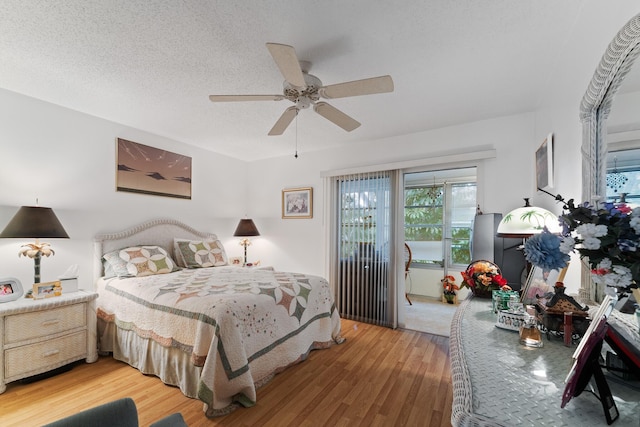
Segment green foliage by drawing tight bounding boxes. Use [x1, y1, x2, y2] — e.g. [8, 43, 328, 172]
[404, 184, 475, 266]
[404, 187, 443, 242]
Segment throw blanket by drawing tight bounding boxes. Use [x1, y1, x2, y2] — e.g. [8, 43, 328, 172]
[96, 266, 344, 416]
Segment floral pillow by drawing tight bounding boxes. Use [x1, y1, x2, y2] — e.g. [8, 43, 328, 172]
[174, 238, 228, 268]
[102, 251, 132, 278]
[103, 246, 177, 277]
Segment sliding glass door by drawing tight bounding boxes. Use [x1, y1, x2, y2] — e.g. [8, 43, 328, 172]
[334, 171, 395, 327]
[404, 169, 476, 298]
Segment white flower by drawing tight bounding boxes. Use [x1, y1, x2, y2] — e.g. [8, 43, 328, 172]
[559, 236, 575, 254]
[575, 223, 608, 238]
[591, 264, 633, 288]
[582, 237, 602, 250]
[597, 258, 612, 270]
[607, 266, 633, 288]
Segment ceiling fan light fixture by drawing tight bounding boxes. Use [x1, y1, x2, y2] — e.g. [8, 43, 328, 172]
[296, 97, 311, 109]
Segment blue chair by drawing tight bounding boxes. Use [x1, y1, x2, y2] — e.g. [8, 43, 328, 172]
[42, 397, 187, 427]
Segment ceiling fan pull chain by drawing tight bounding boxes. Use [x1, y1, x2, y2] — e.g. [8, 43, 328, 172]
[294, 110, 299, 159]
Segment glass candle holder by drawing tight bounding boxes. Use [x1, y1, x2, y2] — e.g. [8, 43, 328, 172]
[519, 305, 543, 348]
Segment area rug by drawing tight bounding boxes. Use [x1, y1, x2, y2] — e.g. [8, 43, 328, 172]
[403, 295, 458, 337]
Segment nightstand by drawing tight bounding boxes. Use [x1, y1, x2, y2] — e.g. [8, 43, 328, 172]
[0, 290, 98, 393]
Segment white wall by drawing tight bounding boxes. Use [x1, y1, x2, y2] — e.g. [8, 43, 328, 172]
[246, 113, 540, 277]
[247, 105, 594, 296]
[0, 89, 247, 290]
[0, 89, 599, 298]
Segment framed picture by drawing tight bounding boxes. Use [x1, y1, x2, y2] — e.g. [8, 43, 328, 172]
[229, 256, 243, 266]
[0, 277, 23, 303]
[282, 187, 313, 219]
[536, 133, 554, 191]
[33, 280, 62, 299]
[116, 138, 192, 199]
[521, 266, 560, 305]
[562, 295, 618, 422]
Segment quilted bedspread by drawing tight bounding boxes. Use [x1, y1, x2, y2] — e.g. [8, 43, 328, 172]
[96, 266, 344, 416]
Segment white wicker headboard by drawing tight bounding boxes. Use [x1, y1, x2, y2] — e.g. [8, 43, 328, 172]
[93, 218, 217, 283]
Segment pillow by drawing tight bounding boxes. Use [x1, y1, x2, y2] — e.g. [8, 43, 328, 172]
[103, 246, 178, 277]
[173, 236, 218, 267]
[103, 251, 133, 278]
[174, 238, 228, 268]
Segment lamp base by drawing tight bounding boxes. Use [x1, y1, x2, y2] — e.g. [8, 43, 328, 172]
[34, 253, 41, 284]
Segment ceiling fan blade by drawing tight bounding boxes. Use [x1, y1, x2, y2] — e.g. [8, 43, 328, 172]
[319, 75, 394, 99]
[268, 106, 298, 136]
[209, 94, 284, 102]
[266, 43, 306, 88]
[313, 102, 361, 132]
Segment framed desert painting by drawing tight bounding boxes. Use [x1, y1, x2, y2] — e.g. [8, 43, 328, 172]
[282, 187, 313, 219]
[116, 138, 192, 199]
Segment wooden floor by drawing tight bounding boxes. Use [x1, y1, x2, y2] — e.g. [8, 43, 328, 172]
[0, 319, 452, 427]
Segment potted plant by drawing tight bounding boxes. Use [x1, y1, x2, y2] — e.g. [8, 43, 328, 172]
[441, 275, 459, 304]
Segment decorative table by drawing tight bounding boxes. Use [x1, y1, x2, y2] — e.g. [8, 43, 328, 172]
[450, 296, 639, 426]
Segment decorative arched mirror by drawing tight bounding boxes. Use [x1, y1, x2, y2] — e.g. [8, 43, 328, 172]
[579, 14, 640, 302]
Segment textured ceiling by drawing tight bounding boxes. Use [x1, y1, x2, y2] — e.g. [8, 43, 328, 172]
[1, 1, 638, 161]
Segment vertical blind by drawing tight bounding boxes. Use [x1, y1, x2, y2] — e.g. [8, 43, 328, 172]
[334, 171, 393, 327]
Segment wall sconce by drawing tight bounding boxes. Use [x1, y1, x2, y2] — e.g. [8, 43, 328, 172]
[0, 205, 69, 284]
[233, 218, 260, 266]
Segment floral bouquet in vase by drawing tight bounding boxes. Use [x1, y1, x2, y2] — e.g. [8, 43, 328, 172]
[460, 260, 508, 298]
[524, 193, 639, 305]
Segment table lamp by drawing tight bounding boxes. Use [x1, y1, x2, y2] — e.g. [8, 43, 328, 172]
[0, 205, 69, 283]
[233, 218, 260, 266]
[496, 198, 561, 238]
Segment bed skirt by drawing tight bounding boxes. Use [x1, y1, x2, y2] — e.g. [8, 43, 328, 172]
[97, 317, 337, 416]
[98, 318, 203, 400]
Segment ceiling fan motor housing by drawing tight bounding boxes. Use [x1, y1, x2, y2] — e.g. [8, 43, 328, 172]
[283, 73, 322, 108]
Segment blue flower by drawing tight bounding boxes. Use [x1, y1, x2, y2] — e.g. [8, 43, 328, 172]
[524, 228, 570, 272]
[618, 239, 638, 252]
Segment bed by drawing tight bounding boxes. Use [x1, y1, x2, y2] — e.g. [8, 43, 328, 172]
[93, 219, 344, 417]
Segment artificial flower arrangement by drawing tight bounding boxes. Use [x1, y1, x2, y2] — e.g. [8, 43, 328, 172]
[460, 260, 509, 295]
[441, 275, 459, 303]
[523, 193, 640, 296]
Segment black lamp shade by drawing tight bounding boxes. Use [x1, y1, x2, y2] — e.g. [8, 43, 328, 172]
[0, 206, 70, 239]
[233, 219, 260, 237]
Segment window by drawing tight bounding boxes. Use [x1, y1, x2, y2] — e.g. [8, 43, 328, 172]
[404, 169, 476, 268]
[339, 173, 390, 259]
[404, 185, 443, 266]
[449, 183, 477, 265]
[606, 149, 640, 208]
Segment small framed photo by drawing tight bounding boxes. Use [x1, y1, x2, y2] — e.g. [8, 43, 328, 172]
[521, 266, 560, 305]
[229, 256, 243, 266]
[0, 277, 23, 303]
[536, 133, 554, 191]
[282, 187, 313, 219]
[33, 280, 62, 299]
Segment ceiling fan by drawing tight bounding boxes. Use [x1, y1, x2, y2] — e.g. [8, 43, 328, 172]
[209, 43, 394, 136]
